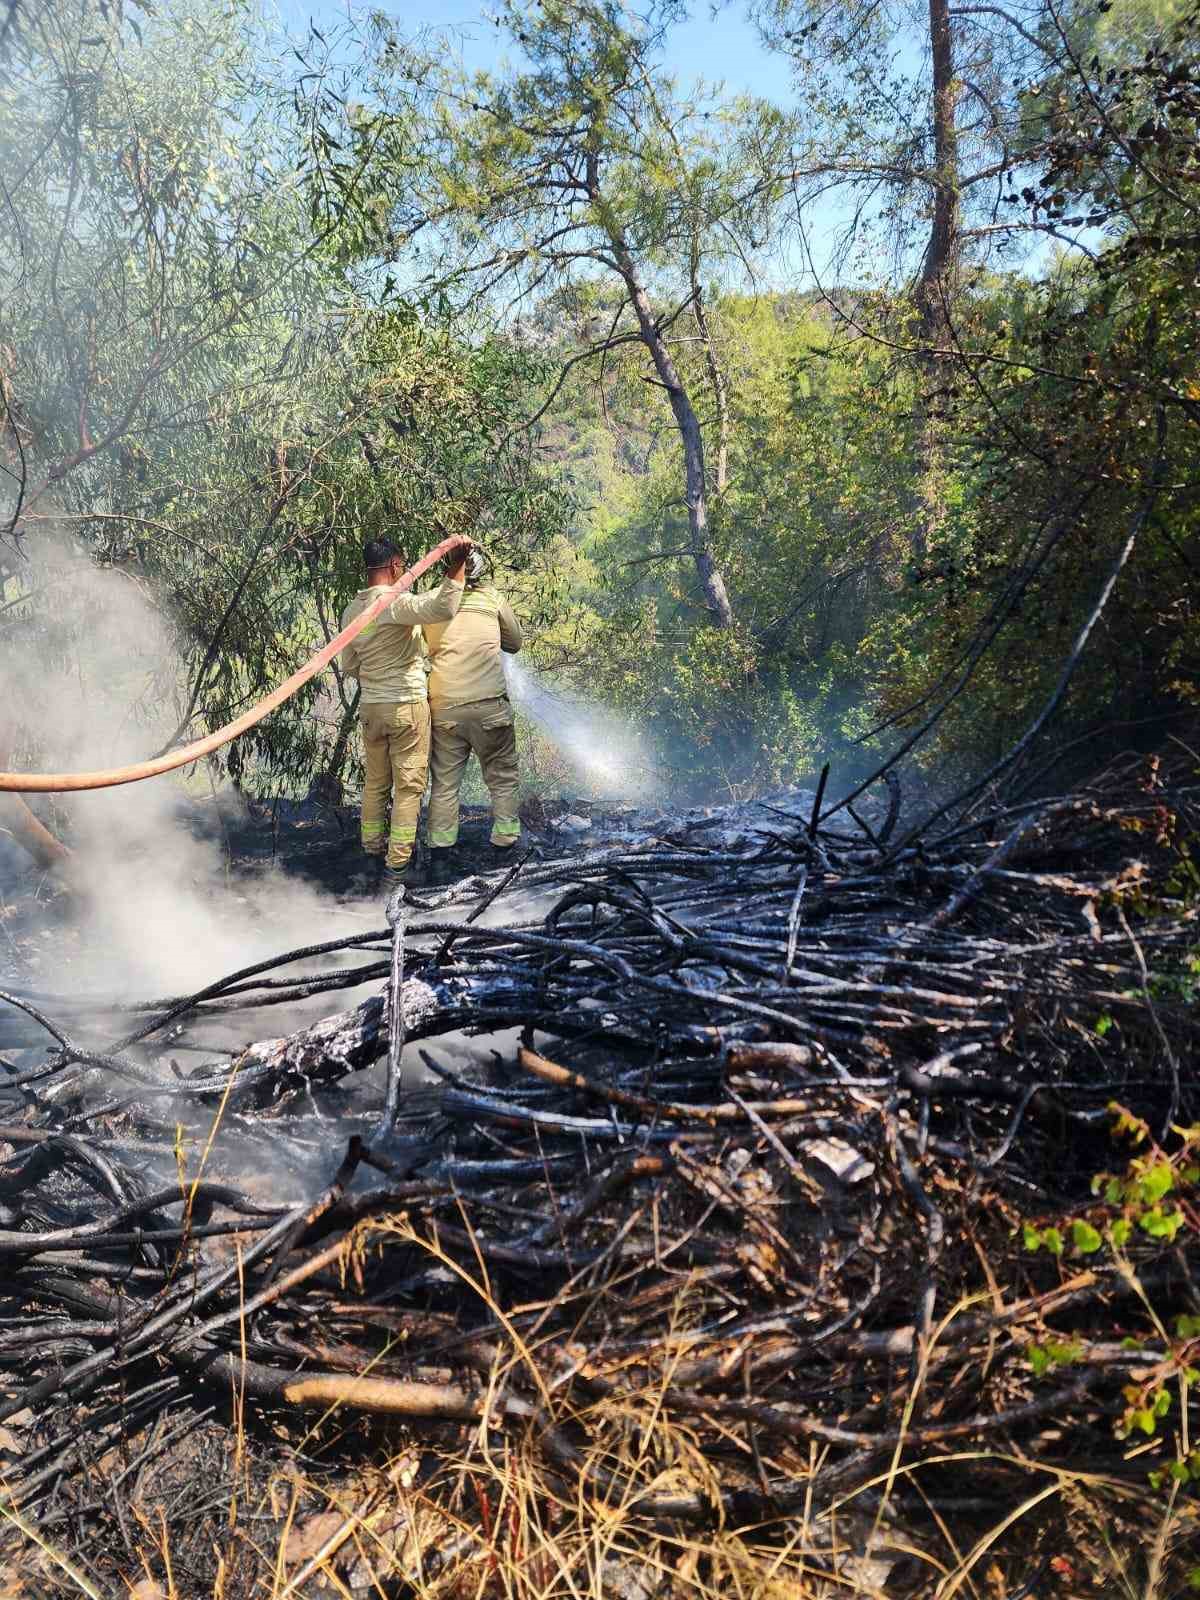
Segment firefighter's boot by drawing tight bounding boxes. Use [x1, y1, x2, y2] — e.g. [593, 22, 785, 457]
[427, 849, 459, 887]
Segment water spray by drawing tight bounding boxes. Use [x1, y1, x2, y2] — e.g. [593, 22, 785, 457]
[503, 655, 659, 799]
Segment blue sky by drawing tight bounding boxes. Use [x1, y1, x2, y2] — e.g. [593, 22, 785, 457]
[272, 0, 798, 104]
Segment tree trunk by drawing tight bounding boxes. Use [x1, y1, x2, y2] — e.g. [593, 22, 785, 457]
[610, 240, 735, 629]
[309, 687, 360, 808]
[0, 722, 70, 871]
[0, 793, 71, 871]
[912, 0, 962, 562]
[691, 277, 729, 502]
[916, 0, 960, 344]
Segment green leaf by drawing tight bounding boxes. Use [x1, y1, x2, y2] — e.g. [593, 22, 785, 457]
[1022, 1223, 1042, 1252]
[1139, 1163, 1175, 1205]
[1140, 1207, 1185, 1242]
[1110, 1218, 1132, 1247]
[1041, 1226, 1064, 1257]
[1133, 1407, 1157, 1435]
[1072, 1219, 1103, 1254]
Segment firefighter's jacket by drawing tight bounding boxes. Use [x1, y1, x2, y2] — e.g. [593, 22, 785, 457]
[338, 574, 464, 704]
[422, 584, 523, 710]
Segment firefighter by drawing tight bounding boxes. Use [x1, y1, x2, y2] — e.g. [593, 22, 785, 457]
[339, 537, 470, 892]
[423, 550, 523, 882]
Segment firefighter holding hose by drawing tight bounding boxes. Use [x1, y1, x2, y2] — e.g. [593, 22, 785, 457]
[422, 549, 523, 884]
[339, 537, 471, 892]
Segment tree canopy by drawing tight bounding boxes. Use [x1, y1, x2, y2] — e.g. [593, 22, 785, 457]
[0, 0, 1196, 804]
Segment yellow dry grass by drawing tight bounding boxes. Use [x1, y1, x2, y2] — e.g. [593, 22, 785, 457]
[4, 1212, 1193, 1599]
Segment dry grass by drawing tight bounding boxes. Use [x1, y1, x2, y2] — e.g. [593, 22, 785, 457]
[60, 1413, 1187, 1600]
[6, 1216, 1189, 1600]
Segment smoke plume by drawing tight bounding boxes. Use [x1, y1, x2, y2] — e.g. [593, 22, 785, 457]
[0, 535, 377, 1012]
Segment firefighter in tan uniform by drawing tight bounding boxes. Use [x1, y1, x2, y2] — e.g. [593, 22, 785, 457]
[423, 551, 523, 879]
[338, 537, 469, 891]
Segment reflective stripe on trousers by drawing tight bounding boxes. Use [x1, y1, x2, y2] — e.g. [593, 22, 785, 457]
[359, 699, 431, 869]
[428, 696, 521, 849]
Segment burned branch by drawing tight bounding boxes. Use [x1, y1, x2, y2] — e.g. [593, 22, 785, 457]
[0, 758, 1194, 1590]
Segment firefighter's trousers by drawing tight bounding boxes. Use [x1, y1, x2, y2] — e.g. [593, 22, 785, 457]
[359, 700, 431, 869]
[428, 696, 521, 850]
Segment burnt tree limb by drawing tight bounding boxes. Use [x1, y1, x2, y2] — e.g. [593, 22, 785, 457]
[191, 970, 538, 1104]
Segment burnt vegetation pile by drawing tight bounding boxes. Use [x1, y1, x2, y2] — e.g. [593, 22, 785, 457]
[0, 757, 1198, 1593]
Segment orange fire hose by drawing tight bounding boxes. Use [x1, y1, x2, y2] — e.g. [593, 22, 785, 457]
[0, 534, 470, 795]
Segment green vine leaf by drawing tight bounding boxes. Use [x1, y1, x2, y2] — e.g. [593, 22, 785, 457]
[1072, 1219, 1103, 1254]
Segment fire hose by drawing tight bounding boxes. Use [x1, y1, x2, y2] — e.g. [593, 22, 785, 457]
[0, 534, 470, 859]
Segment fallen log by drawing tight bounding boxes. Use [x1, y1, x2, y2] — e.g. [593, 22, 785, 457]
[197, 969, 538, 1103]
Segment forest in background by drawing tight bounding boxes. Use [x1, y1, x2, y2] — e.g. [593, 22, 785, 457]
[1, 0, 1197, 809]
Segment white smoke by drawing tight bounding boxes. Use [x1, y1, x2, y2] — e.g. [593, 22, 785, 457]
[0, 535, 378, 1010]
